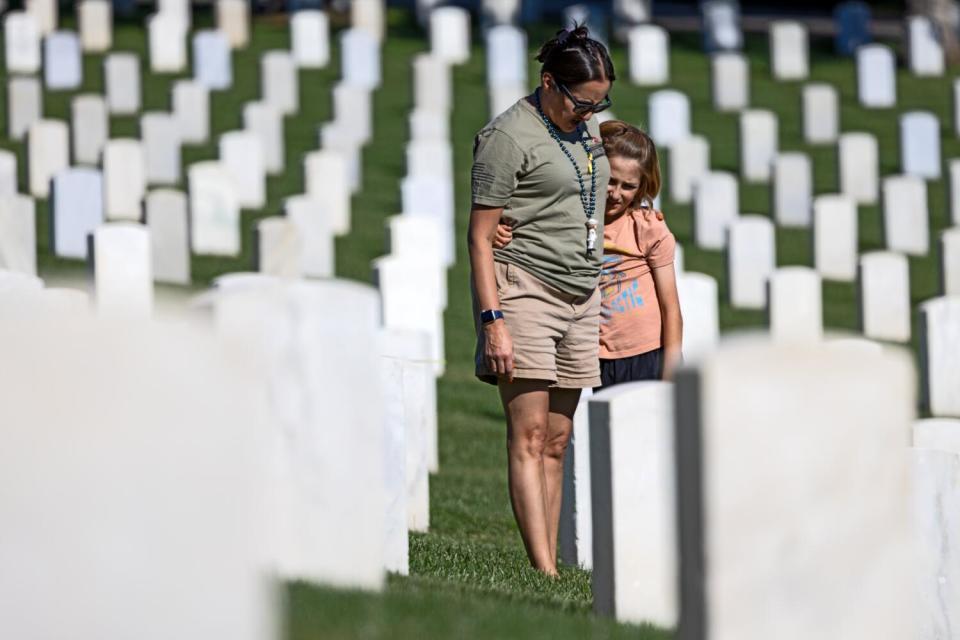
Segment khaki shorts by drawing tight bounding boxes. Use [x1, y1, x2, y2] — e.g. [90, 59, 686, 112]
[474, 261, 601, 388]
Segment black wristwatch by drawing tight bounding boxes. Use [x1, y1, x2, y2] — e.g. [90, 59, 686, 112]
[480, 309, 504, 325]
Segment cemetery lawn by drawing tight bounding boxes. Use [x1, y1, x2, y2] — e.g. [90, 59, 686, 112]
[5, 8, 951, 638]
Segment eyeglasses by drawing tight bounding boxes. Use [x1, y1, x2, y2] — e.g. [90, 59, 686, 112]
[557, 83, 612, 115]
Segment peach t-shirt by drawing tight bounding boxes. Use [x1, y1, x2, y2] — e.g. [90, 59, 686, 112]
[598, 207, 676, 359]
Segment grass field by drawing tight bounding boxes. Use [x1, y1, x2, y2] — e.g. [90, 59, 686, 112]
[2, 6, 955, 638]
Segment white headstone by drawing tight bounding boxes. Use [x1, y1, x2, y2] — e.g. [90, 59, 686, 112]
[900, 111, 941, 180]
[219, 130, 266, 209]
[27, 119, 68, 199]
[712, 52, 749, 112]
[319, 122, 362, 193]
[332, 82, 372, 146]
[649, 90, 690, 148]
[71, 94, 108, 166]
[244, 102, 284, 176]
[7, 76, 43, 142]
[0, 195, 37, 276]
[676, 271, 720, 363]
[51, 168, 103, 259]
[772, 152, 812, 227]
[907, 15, 945, 77]
[559, 391, 594, 570]
[694, 171, 739, 249]
[172, 80, 210, 145]
[25, 0, 56, 35]
[386, 214, 448, 309]
[255, 217, 302, 278]
[285, 195, 334, 278]
[352, 0, 385, 42]
[43, 31, 82, 90]
[739, 109, 778, 182]
[189, 162, 240, 256]
[801, 83, 839, 145]
[629, 25, 669, 86]
[839, 132, 879, 205]
[857, 44, 896, 108]
[103, 139, 147, 221]
[430, 6, 471, 65]
[260, 51, 298, 117]
[954, 78, 960, 139]
[942, 228, 960, 296]
[303, 150, 350, 236]
[141, 113, 182, 186]
[341, 28, 381, 90]
[4, 12, 41, 75]
[813, 194, 858, 282]
[950, 160, 960, 228]
[92, 223, 153, 317]
[669, 135, 709, 205]
[193, 30, 232, 90]
[486, 25, 526, 89]
[914, 418, 960, 452]
[413, 53, 451, 113]
[144, 189, 190, 285]
[770, 21, 808, 80]
[158, 0, 190, 28]
[482, 0, 521, 27]
[0, 151, 16, 196]
[217, 0, 250, 49]
[882, 174, 929, 256]
[769, 266, 822, 342]
[401, 175, 455, 266]
[920, 296, 960, 418]
[727, 215, 776, 309]
[291, 10, 329, 69]
[488, 83, 525, 119]
[589, 381, 676, 627]
[674, 340, 917, 640]
[148, 12, 188, 73]
[702, 0, 741, 51]
[409, 108, 449, 142]
[78, 0, 111, 52]
[859, 251, 911, 342]
[406, 139, 453, 183]
[105, 53, 141, 115]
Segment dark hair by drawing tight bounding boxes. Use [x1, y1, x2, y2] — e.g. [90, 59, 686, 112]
[535, 25, 616, 87]
[599, 120, 661, 206]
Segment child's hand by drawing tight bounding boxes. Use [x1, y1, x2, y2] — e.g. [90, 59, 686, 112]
[493, 220, 514, 249]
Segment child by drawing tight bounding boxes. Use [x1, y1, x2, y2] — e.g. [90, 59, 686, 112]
[494, 119, 682, 387]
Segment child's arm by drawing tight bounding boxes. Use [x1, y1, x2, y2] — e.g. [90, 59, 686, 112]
[651, 263, 683, 380]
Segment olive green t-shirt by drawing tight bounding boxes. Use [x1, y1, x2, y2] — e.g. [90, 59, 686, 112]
[471, 98, 611, 297]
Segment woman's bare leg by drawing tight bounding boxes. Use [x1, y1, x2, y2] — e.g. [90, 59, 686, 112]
[499, 379, 556, 574]
[542, 387, 581, 563]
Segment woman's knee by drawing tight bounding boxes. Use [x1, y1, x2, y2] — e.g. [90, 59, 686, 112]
[507, 419, 549, 459]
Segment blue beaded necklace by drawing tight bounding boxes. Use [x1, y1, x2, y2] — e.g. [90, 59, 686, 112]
[534, 88, 599, 254]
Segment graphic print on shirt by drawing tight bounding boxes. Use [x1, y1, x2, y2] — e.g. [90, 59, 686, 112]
[600, 252, 644, 325]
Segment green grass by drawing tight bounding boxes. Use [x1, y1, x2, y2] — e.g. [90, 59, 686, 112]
[2, 8, 955, 638]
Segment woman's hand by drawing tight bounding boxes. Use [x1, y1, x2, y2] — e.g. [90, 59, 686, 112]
[483, 319, 514, 381]
[492, 220, 514, 250]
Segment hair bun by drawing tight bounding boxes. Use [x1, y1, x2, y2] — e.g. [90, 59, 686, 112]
[535, 24, 592, 63]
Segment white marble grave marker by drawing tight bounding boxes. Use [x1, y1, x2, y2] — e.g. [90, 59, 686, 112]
[105, 53, 141, 115]
[590, 381, 676, 627]
[103, 139, 147, 221]
[92, 223, 153, 317]
[261, 51, 298, 116]
[352, 0, 385, 42]
[0, 195, 37, 276]
[727, 215, 776, 309]
[859, 251, 911, 342]
[141, 113, 182, 186]
[413, 54, 451, 114]
[341, 28, 381, 90]
[7, 76, 43, 142]
[43, 31, 82, 90]
[401, 175, 456, 266]
[149, 13, 188, 73]
[900, 111, 941, 180]
[739, 109, 778, 182]
[676, 272, 720, 362]
[189, 162, 240, 256]
[79, 0, 111, 52]
[649, 90, 690, 148]
[51, 167, 104, 259]
[256, 217, 302, 278]
[950, 159, 960, 227]
[669, 135, 709, 204]
[291, 10, 329, 69]
[712, 52, 748, 112]
[907, 15, 944, 77]
[244, 102, 284, 176]
[409, 108, 447, 142]
[71, 94, 108, 166]
[145, 189, 190, 285]
[920, 297, 960, 418]
[629, 25, 669, 86]
[694, 172, 738, 249]
[769, 266, 822, 342]
[802, 83, 839, 145]
[486, 25, 526, 89]
[882, 174, 929, 256]
[304, 150, 350, 236]
[430, 6, 470, 65]
[219, 130, 266, 209]
[217, 0, 250, 49]
[813, 194, 858, 282]
[773, 152, 812, 227]
[386, 214, 447, 309]
[319, 123, 362, 193]
[0, 151, 16, 196]
[839, 132, 879, 205]
[5, 12, 41, 74]
[25, 0, 56, 35]
[285, 196, 334, 278]
[559, 391, 594, 570]
[942, 228, 960, 296]
[332, 82, 373, 147]
[702, 0, 741, 51]
[857, 44, 896, 108]
[770, 21, 808, 80]
[193, 30, 232, 90]
[28, 119, 68, 199]
[913, 418, 960, 452]
[173, 80, 210, 144]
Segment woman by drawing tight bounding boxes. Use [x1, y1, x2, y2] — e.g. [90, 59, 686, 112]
[467, 25, 615, 576]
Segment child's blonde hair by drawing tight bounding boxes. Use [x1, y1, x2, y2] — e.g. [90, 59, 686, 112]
[599, 120, 661, 208]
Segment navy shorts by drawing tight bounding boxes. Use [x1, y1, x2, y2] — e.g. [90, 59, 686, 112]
[596, 348, 663, 391]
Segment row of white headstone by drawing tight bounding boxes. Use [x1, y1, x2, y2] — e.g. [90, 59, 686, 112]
[559, 331, 960, 635]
